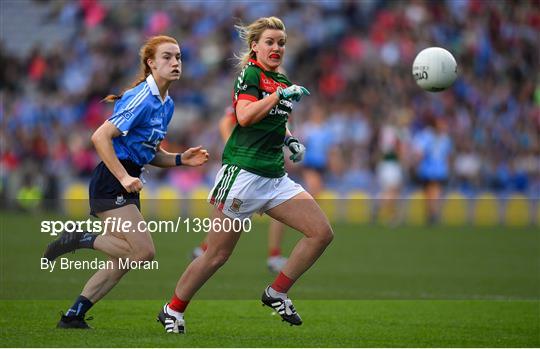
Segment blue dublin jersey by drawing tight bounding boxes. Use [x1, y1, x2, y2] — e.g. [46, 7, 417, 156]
[107, 75, 174, 166]
[413, 128, 452, 180]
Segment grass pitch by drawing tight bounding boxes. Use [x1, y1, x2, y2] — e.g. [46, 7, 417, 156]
[1, 300, 538, 347]
[0, 211, 539, 347]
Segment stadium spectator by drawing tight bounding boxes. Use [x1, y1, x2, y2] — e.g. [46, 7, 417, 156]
[375, 112, 411, 225]
[298, 103, 334, 198]
[412, 117, 453, 224]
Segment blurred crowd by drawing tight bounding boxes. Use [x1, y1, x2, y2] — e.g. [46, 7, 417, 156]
[1, 0, 539, 209]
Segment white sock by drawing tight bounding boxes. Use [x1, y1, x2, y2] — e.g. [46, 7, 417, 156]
[268, 286, 287, 300]
[166, 304, 184, 320]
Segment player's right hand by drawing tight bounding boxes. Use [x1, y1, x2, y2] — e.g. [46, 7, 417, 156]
[278, 85, 310, 102]
[120, 175, 143, 193]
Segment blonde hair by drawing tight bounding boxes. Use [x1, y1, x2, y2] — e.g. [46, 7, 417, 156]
[235, 16, 286, 69]
[103, 35, 178, 103]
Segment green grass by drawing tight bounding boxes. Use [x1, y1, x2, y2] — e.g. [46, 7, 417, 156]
[1, 211, 539, 346]
[1, 300, 538, 347]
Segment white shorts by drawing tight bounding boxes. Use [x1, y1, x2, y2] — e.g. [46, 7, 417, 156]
[377, 161, 403, 190]
[208, 164, 305, 219]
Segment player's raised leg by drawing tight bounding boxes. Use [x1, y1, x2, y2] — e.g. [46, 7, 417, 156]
[58, 205, 154, 329]
[80, 205, 154, 300]
[158, 208, 242, 333]
[43, 223, 133, 262]
[262, 191, 333, 325]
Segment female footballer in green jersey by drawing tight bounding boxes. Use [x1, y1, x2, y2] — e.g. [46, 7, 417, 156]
[191, 105, 289, 274]
[158, 17, 334, 333]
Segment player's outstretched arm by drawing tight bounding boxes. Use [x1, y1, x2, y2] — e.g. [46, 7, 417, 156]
[91, 121, 143, 193]
[181, 146, 210, 167]
[150, 145, 209, 168]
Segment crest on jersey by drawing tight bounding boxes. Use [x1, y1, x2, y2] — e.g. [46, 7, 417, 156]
[259, 72, 286, 93]
[230, 198, 243, 213]
[115, 195, 126, 206]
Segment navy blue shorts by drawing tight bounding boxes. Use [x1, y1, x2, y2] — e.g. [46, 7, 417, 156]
[89, 160, 143, 217]
[415, 175, 448, 188]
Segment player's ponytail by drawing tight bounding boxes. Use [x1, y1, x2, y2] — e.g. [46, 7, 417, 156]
[234, 17, 286, 70]
[103, 35, 178, 103]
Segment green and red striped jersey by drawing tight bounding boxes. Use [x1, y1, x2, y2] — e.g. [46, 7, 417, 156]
[223, 59, 293, 178]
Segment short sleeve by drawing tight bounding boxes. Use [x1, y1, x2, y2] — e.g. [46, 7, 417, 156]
[108, 86, 149, 135]
[235, 66, 260, 103]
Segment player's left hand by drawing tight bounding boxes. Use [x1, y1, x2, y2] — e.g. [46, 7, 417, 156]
[181, 146, 209, 166]
[285, 137, 306, 163]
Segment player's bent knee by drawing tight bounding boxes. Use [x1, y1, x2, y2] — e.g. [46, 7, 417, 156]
[207, 250, 231, 269]
[131, 247, 155, 262]
[144, 249, 156, 262]
[142, 248, 156, 261]
[311, 224, 334, 247]
[316, 224, 334, 246]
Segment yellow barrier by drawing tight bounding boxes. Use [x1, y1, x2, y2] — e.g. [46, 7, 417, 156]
[189, 186, 212, 218]
[316, 190, 339, 222]
[59, 185, 536, 226]
[346, 191, 371, 224]
[473, 193, 499, 226]
[63, 183, 88, 218]
[406, 191, 427, 226]
[441, 192, 468, 226]
[154, 186, 181, 219]
[505, 194, 530, 227]
[139, 187, 154, 217]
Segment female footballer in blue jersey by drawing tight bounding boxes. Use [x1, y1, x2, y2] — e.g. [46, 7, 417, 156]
[43, 35, 209, 329]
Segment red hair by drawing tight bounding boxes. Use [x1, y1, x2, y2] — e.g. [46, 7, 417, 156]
[103, 35, 178, 103]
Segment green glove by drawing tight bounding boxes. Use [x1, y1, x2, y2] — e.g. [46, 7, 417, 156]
[277, 85, 310, 102]
[285, 136, 306, 163]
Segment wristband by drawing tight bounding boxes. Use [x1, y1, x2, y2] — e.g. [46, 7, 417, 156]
[284, 136, 298, 146]
[175, 153, 183, 166]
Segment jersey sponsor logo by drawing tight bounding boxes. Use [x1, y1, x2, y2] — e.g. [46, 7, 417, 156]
[278, 99, 293, 108]
[142, 128, 167, 151]
[229, 198, 243, 213]
[269, 105, 290, 117]
[264, 93, 292, 117]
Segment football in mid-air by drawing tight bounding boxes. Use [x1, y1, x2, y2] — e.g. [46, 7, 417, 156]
[412, 47, 457, 92]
